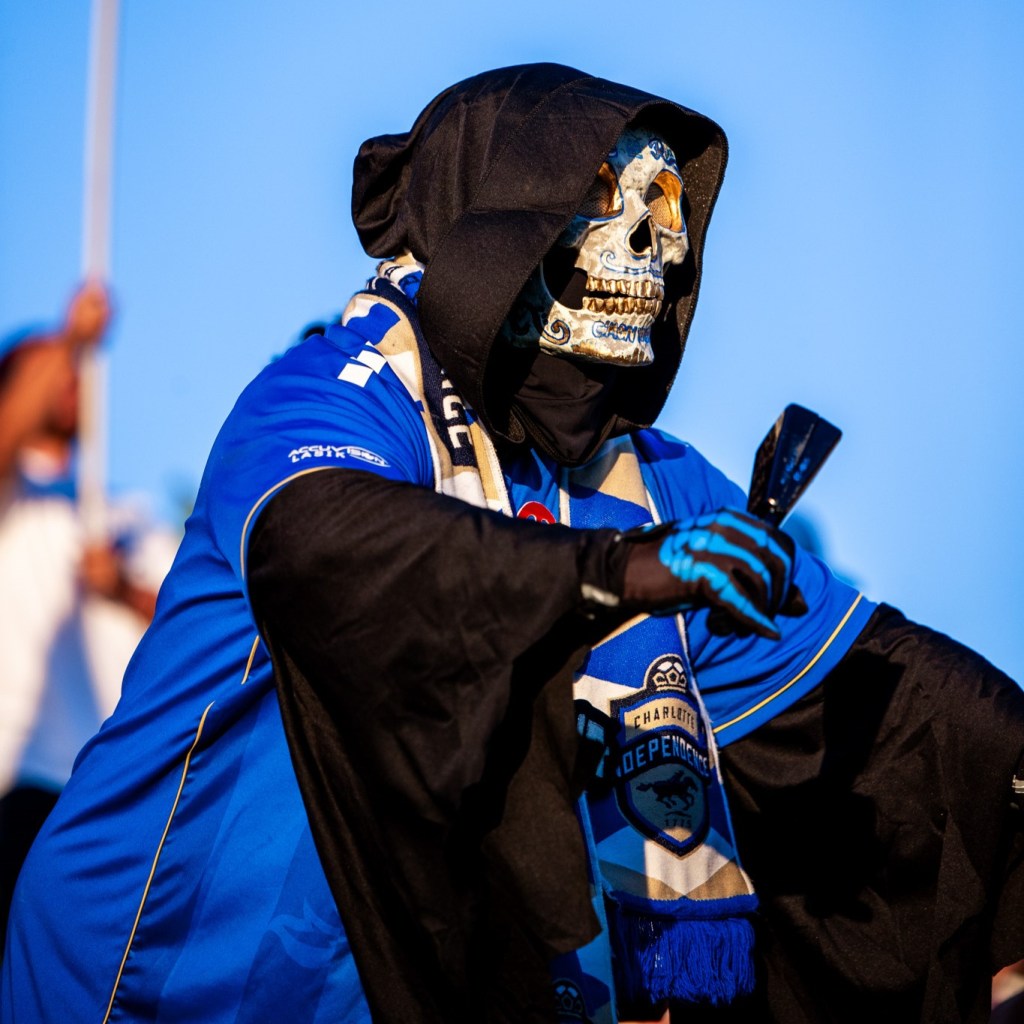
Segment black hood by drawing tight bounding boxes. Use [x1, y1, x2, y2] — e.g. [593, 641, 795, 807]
[352, 62, 727, 452]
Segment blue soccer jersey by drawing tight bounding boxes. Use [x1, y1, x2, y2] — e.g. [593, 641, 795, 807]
[2, 323, 428, 1024]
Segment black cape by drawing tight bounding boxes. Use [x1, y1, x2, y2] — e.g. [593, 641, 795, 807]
[720, 604, 1024, 1023]
[249, 472, 629, 1022]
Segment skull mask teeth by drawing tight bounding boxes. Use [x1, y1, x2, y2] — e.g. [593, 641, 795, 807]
[500, 126, 689, 366]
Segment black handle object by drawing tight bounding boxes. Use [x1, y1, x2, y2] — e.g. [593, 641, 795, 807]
[747, 404, 842, 526]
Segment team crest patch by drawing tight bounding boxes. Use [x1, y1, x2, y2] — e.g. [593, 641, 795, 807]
[610, 654, 711, 856]
[552, 978, 591, 1022]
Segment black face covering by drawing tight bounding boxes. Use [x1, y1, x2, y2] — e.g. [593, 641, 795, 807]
[509, 349, 622, 466]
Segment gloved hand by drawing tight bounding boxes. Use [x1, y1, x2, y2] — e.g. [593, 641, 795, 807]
[618, 508, 807, 639]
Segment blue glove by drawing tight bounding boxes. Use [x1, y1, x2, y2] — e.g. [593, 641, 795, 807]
[619, 508, 806, 639]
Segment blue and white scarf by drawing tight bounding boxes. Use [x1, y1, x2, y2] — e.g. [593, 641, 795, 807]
[555, 440, 757, 1021]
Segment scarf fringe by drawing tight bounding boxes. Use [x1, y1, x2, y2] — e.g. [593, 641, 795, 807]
[610, 907, 756, 1006]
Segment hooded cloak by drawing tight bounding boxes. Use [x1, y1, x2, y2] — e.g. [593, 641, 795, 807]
[352, 62, 727, 449]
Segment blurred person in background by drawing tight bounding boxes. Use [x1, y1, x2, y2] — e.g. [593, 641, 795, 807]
[0, 281, 176, 946]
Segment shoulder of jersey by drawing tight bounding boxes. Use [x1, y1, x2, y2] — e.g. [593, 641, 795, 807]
[266, 327, 410, 408]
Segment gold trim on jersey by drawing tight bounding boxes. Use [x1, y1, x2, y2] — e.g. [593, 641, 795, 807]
[238, 466, 334, 580]
[712, 593, 865, 737]
[102, 700, 217, 1023]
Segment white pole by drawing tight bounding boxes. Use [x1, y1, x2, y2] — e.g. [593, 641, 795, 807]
[78, 0, 120, 542]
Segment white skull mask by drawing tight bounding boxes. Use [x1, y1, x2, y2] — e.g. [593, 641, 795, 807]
[500, 126, 689, 365]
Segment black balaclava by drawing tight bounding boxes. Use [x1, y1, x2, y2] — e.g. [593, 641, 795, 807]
[352, 63, 727, 463]
[493, 343, 623, 465]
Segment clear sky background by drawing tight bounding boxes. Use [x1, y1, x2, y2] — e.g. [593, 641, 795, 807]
[2, 2, 1022, 681]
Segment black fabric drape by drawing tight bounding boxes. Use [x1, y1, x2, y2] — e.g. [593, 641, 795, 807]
[720, 604, 1024, 1023]
[247, 468, 630, 1023]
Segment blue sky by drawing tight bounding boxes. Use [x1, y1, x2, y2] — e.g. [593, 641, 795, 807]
[3, 1, 1023, 681]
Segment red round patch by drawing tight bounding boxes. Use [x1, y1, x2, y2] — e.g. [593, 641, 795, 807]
[517, 500, 556, 524]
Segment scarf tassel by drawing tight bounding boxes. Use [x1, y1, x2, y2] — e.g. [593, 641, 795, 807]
[609, 907, 756, 1007]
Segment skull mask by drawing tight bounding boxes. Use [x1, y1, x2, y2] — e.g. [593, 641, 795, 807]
[500, 126, 689, 365]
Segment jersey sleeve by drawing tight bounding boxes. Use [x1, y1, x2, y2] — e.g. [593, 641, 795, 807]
[636, 429, 877, 746]
[192, 328, 434, 586]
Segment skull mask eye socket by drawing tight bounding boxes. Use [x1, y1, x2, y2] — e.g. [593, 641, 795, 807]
[499, 128, 689, 367]
[576, 161, 623, 219]
[644, 170, 684, 232]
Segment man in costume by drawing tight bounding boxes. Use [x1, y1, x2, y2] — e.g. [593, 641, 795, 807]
[2, 65, 1021, 1024]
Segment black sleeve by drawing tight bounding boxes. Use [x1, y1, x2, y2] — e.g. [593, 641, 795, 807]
[719, 603, 1024, 1023]
[247, 468, 630, 1024]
